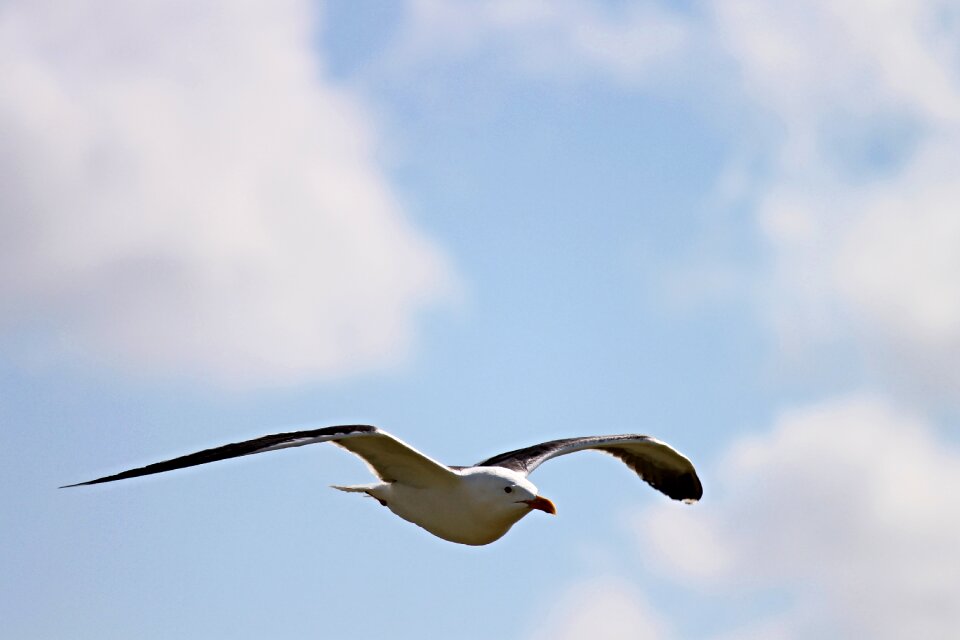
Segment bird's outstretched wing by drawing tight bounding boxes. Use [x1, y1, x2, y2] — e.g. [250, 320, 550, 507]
[62, 425, 458, 489]
[475, 435, 702, 503]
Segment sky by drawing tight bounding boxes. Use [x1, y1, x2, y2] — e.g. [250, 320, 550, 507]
[2, 1, 959, 638]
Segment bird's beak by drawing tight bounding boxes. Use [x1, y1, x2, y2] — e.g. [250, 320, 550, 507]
[523, 496, 557, 515]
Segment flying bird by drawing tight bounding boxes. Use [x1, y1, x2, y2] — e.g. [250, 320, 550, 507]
[63, 425, 702, 546]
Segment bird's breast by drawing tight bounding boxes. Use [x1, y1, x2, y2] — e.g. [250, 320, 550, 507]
[375, 483, 525, 546]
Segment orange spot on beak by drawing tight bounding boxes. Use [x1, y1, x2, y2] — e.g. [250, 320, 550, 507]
[523, 495, 557, 515]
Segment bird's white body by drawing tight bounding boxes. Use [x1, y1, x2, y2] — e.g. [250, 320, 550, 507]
[342, 467, 544, 545]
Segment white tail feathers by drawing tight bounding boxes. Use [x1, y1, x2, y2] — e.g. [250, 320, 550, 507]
[330, 484, 376, 493]
[331, 484, 387, 507]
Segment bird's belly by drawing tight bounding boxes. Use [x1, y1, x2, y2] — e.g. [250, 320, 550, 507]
[377, 485, 522, 546]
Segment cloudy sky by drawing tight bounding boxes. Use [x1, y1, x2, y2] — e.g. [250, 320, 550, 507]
[2, 1, 959, 638]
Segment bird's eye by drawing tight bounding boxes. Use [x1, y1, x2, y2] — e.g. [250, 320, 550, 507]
[504, 486, 513, 494]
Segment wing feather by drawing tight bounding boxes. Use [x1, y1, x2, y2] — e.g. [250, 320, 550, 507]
[62, 425, 458, 489]
[476, 435, 702, 502]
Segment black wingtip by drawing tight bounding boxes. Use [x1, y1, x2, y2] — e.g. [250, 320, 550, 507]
[60, 473, 128, 488]
[57, 424, 383, 490]
[59, 480, 95, 488]
[671, 471, 703, 503]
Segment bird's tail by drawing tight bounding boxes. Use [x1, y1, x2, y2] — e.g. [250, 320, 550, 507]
[331, 484, 387, 506]
[330, 484, 377, 494]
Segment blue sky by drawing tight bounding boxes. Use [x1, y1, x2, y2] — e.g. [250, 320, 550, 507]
[3, 1, 959, 638]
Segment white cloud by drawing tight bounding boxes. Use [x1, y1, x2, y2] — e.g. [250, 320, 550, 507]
[526, 577, 668, 640]
[391, 0, 960, 398]
[713, 0, 960, 395]
[0, 0, 454, 385]
[714, 0, 960, 127]
[757, 138, 960, 395]
[393, 0, 693, 86]
[640, 396, 960, 639]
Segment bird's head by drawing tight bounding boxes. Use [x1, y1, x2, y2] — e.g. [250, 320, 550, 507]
[461, 467, 557, 517]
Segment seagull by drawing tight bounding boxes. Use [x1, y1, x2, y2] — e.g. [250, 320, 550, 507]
[63, 425, 702, 546]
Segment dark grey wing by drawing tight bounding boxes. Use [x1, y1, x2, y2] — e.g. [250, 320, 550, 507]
[476, 435, 702, 503]
[63, 424, 458, 489]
